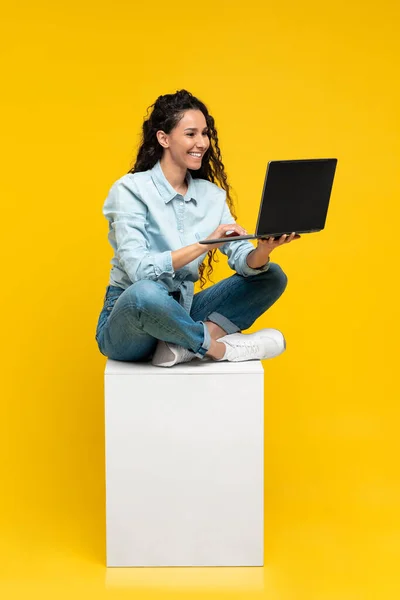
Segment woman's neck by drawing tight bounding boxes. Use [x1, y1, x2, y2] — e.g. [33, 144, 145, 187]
[160, 156, 188, 195]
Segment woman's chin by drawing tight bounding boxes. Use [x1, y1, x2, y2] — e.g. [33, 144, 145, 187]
[186, 160, 202, 170]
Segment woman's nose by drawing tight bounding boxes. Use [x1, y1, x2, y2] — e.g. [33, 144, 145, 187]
[196, 136, 208, 149]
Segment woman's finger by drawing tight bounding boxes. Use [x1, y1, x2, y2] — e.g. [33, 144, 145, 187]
[222, 224, 244, 234]
[263, 232, 301, 246]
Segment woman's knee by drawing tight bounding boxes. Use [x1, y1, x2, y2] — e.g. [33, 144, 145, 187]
[124, 279, 168, 310]
[264, 262, 288, 293]
[270, 263, 288, 289]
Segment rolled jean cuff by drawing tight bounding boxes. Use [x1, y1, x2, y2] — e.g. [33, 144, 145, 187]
[194, 321, 211, 359]
[206, 311, 240, 335]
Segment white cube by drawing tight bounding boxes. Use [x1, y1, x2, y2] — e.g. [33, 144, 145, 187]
[105, 358, 265, 567]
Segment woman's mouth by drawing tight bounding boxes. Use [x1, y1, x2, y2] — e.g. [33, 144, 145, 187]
[188, 152, 202, 160]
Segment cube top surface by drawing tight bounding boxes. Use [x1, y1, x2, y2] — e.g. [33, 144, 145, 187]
[105, 358, 264, 375]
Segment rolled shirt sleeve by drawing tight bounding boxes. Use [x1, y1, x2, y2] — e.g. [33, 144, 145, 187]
[103, 179, 175, 283]
[218, 194, 271, 276]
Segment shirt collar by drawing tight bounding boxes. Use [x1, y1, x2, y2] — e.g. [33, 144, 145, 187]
[150, 159, 197, 205]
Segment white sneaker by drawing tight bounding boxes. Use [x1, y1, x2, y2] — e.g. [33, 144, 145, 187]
[152, 340, 197, 367]
[214, 329, 286, 362]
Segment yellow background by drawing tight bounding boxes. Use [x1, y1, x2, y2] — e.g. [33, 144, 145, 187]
[1, 0, 399, 598]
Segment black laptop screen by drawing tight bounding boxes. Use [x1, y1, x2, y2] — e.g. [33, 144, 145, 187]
[256, 159, 337, 234]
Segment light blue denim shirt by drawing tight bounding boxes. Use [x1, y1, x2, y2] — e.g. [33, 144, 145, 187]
[103, 159, 270, 314]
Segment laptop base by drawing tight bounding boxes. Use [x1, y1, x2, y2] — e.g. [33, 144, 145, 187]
[198, 229, 320, 245]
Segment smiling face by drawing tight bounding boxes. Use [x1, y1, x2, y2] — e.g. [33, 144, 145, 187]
[156, 109, 211, 170]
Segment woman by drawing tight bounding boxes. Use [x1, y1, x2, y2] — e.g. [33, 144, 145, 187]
[95, 89, 300, 367]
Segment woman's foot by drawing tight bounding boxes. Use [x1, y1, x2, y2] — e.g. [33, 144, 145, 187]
[152, 341, 197, 367]
[211, 329, 286, 362]
[151, 327, 285, 367]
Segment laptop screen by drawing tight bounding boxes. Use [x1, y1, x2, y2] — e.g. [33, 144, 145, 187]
[256, 159, 337, 235]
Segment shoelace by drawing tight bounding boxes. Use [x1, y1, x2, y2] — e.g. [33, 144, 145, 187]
[225, 339, 260, 359]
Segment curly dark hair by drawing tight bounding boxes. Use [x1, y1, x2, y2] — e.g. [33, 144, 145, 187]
[128, 89, 237, 289]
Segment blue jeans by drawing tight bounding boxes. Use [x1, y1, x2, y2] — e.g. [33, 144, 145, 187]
[95, 262, 288, 362]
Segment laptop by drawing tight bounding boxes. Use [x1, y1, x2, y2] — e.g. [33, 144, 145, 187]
[199, 158, 338, 244]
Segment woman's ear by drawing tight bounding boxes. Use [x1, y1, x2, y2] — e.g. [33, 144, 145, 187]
[156, 130, 169, 149]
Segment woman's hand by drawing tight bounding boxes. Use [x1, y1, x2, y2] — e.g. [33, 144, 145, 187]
[246, 232, 301, 269]
[258, 232, 301, 254]
[201, 223, 248, 250]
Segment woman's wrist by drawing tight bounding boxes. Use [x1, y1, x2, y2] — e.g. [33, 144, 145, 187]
[246, 248, 271, 269]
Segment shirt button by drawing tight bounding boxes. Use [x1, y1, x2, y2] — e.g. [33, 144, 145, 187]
[180, 202, 184, 206]
[179, 229, 183, 233]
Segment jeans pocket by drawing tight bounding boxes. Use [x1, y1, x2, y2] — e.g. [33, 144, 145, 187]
[95, 309, 107, 343]
[96, 286, 124, 344]
[104, 285, 124, 312]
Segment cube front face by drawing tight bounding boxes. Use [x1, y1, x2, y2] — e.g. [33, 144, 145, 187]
[105, 367, 264, 567]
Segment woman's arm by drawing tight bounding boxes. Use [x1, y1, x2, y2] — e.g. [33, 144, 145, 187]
[171, 219, 248, 271]
[104, 180, 176, 282]
[217, 197, 272, 276]
[171, 244, 205, 271]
